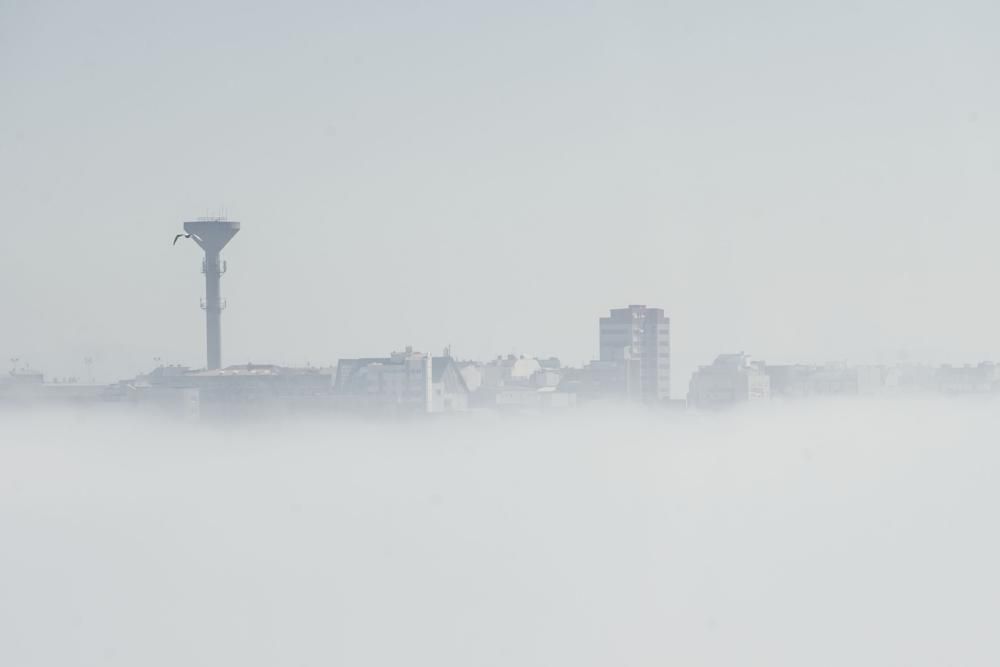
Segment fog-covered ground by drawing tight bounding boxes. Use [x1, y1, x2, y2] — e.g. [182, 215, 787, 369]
[2, 400, 999, 666]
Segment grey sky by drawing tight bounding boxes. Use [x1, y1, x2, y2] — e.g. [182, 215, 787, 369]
[2, 0, 999, 391]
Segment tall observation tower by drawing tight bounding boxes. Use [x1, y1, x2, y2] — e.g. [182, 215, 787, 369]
[183, 217, 240, 370]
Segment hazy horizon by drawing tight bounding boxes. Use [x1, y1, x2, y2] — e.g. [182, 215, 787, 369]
[4, 0, 1000, 393]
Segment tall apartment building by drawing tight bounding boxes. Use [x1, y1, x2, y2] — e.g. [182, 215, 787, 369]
[598, 305, 670, 402]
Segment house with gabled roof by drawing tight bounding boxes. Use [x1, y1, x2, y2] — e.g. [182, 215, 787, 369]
[334, 347, 470, 414]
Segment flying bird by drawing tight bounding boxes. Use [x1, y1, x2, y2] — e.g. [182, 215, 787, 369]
[173, 233, 202, 245]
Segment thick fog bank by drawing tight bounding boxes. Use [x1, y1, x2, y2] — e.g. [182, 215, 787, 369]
[2, 400, 999, 666]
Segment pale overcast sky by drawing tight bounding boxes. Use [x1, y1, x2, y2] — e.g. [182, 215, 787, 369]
[2, 0, 999, 392]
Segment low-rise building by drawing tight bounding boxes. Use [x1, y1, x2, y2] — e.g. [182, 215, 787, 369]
[767, 364, 886, 397]
[495, 386, 576, 411]
[936, 363, 1000, 395]
[480, 355, 543, 390]
[0, 368, 111, 407]
[688, 353, 770, 409]
[466, 355, 569, 408]
[334, 348, 469, 414]
[138, 363, 335, 417]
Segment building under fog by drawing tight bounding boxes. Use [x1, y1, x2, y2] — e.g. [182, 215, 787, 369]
[935, 363, 1000, 395]
[459, 355, 575, 409]
[687, 353, 770, 409]
[766, 364, 887, 398]
[495, 386, 576, 411]
[136, 363, 336, 417]
[596, 305, 670, 402]
[334, 348, 470, 414]
[0, 374, 108, 405]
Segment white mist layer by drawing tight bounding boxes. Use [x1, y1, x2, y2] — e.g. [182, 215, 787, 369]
[2, 400, 999, 666]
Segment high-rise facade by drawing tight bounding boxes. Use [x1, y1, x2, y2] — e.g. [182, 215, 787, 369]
[599, 305, 670, 401]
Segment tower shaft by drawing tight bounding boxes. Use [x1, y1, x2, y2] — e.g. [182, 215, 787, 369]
[183, 219, 240, 371]
[203, 250, 223, 370]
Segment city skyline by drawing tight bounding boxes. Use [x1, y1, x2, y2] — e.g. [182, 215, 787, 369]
[4, 1, 1000, 394]
[4, 211, 999, 397]
[7, 288, 1000, 419]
